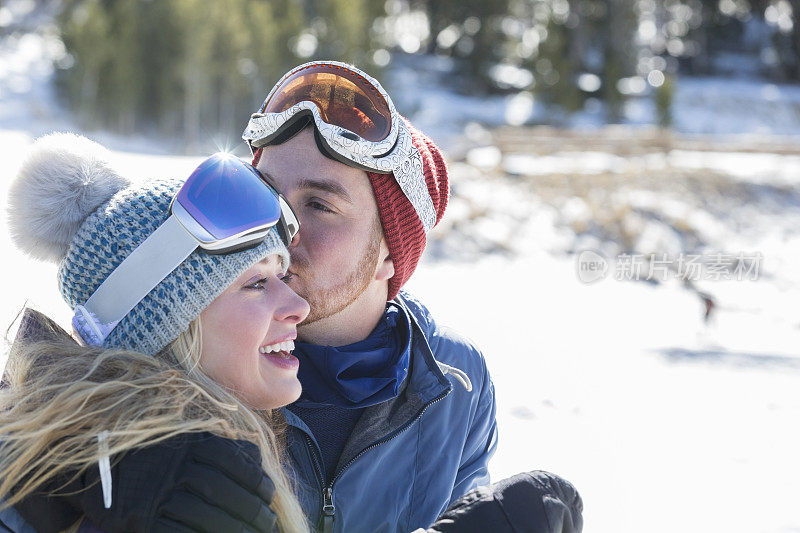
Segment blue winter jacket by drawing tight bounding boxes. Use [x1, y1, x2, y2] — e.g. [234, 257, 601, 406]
[282, 291, 498, 533]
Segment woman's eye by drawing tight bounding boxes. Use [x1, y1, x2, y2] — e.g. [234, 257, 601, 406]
[280, 272, 292, 284]
[247, 278, 268, 290]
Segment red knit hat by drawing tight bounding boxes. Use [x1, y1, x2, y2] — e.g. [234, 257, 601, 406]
[366, 119, 449, 299]
[252, 118, 449, 301]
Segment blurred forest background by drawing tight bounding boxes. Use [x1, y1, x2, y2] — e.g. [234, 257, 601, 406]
[2, 3, 800, 531]
[7, 0, 799, 144]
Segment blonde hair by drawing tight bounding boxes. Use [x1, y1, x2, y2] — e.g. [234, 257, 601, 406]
[0, 316, 308, 532]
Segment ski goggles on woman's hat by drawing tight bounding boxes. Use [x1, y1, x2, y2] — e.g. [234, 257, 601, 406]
[242, 61, 437, 231]
[73, 153, 299, 346]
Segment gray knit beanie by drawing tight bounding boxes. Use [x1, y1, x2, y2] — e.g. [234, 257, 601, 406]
[8, 132, 289, 355]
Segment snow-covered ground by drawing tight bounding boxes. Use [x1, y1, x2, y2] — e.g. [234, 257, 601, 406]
[412, 126, 800, 531]
[2, 7, 800, 532]
[407, 254, 800, 533]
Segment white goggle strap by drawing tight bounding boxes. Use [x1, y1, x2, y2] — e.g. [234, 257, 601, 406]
[73, 214, 199, 346]
[318, 114, 436, 232]
[391, 143, 437, 233]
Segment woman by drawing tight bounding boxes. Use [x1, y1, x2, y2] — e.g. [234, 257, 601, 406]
[0, 132, 310, 532]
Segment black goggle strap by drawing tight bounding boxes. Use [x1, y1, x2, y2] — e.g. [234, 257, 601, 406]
[276, 195, 299, 246]
[257, 171, 300, 247]
[247, 112, 314, 155]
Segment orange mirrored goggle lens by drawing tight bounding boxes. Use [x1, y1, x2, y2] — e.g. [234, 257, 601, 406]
[262, 64, 392, 142]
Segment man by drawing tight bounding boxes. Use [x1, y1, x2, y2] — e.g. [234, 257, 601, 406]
[242, 61, 498, 532]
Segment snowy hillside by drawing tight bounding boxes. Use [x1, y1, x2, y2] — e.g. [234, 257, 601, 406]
[2, 5, 800, 533]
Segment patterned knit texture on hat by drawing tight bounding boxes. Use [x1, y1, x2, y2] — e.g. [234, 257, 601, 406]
[367, 119, 448, 300]
[9, 133, 289, 356]
[251, 118, 449, 301]
[58, 179, 289, 355]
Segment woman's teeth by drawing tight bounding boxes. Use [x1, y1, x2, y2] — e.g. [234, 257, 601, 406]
[259, 340, 295, 354]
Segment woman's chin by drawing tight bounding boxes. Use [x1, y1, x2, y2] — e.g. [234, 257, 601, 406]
[248, 372, 302, 410]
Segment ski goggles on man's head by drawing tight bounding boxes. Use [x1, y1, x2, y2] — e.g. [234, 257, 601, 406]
[242, 60, 437, 231]
[73, 153, 299, 346]
[260, 62, 393, 143]
[243, 61, 398, 170]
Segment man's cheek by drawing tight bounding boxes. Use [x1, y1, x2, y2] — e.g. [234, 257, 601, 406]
[309, 224, 347, 250]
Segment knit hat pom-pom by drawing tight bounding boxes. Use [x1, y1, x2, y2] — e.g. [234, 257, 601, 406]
[8, 132, 130, 263]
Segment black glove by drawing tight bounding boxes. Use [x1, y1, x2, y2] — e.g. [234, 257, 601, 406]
[427, 470, 583, 533]
[17, 432, 277, 533]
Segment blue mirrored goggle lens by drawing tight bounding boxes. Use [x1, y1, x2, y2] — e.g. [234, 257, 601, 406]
[175, 153, 282, 241]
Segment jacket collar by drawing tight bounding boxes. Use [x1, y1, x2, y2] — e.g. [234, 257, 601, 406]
[282, 295, 453, 475]
[394, 293, 453, 402]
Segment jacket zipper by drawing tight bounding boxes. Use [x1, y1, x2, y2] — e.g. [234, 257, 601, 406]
[322, 486, 335, 533]
[303, 433, 337, 533]
[308, 389, 451, 532]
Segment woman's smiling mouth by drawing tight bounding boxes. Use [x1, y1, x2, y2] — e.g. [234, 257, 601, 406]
[259, 340, 295, 354]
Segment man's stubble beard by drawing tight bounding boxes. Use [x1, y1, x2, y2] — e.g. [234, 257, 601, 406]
[294, 220, 383, 327]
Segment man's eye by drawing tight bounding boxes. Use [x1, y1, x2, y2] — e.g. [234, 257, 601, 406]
[308, 201, 334, 213]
